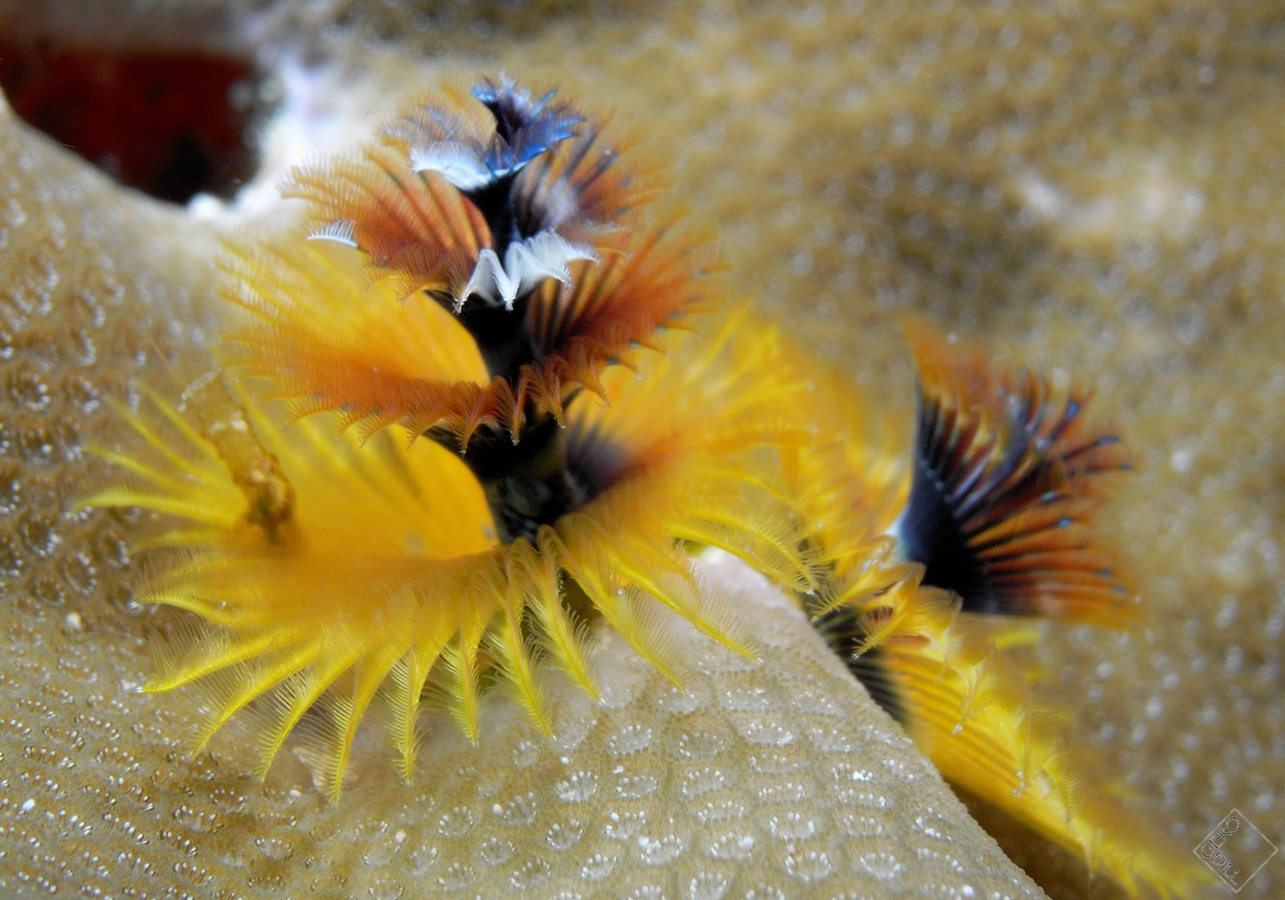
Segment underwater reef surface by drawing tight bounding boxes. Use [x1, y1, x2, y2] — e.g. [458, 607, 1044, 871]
[1, 0, 1282, 897]
[0, 88, 1046, 898]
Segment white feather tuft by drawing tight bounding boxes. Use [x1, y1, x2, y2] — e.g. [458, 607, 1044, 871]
[306, 219, 358, 248]
[409, 142, 498, 191]
[457, 232, 598, 310]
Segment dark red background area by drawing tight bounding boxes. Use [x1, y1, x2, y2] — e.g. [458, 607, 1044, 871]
[0, 37, 259, 204]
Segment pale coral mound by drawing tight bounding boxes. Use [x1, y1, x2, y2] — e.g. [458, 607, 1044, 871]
[2, 1, 1282, 898]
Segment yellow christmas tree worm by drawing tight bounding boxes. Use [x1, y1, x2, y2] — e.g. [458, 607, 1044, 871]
[789, 328, 1212, 896]
[78, 69, 1209, 895]
[79, 76, 824, 801]
[84, 313, 815, 801]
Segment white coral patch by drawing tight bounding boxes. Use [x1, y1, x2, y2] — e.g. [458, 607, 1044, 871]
[185, 55, 426, 220]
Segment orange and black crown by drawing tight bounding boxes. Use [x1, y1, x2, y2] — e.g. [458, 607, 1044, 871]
[254, 74, 699, 447]
[893, 327, 1135, 624]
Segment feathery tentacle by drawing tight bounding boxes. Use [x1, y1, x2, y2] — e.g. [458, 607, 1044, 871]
[893, 324, 1138, 624]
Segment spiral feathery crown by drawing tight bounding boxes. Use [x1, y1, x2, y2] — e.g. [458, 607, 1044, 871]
[234, 74, 694, 457]
[894, 325, 1136, 624]
[789, 342, 1207, 898]
[85, 76, 822, 801]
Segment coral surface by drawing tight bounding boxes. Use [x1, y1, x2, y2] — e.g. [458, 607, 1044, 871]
[1, 1, 1282, 898]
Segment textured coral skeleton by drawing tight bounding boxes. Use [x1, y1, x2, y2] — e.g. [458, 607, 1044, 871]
[5, 4, 1278, 896]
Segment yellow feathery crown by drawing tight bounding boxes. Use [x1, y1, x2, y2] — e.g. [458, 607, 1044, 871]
[84, 76, 816, 801]
[85, 316, 812, 799]
[788, 333, 1212, 897]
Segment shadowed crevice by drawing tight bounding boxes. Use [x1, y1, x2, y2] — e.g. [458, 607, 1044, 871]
[0, 34, 272, 204]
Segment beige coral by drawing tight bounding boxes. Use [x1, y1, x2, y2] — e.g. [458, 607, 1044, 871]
[1, 1, 1282, 898]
